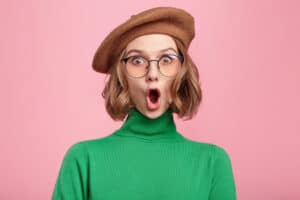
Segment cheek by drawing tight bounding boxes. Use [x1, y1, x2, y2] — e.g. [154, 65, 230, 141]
[127, 79, 144, 102]
[127, 79, 142, 93]
[163, 80, 174, 101]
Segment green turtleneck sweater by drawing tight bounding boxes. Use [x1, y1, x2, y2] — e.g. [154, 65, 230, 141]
[52, 108, 236, 200]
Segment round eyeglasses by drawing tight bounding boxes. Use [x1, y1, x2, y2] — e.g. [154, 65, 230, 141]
[120, 54, 184, 78]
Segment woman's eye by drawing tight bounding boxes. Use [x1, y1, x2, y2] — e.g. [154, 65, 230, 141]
[161, 55, 173, 64]
[131, 56, 145, 65]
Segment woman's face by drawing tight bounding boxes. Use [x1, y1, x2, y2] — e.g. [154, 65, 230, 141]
[122, 34, 179, 119]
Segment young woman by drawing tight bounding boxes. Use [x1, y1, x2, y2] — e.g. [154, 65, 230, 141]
[52, 7, 236, 200]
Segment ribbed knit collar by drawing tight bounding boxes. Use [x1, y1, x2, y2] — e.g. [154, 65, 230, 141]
[113, 108, 184, 141]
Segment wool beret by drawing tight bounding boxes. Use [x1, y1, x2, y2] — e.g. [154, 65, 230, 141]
[92, 6, 195, 74]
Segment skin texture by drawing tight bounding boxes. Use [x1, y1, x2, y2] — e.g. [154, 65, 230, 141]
[123, 34, 179, 119]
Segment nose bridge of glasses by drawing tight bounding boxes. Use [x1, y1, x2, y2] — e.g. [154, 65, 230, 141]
[148, 59, 160, 66]
[147, 59, 160, 74]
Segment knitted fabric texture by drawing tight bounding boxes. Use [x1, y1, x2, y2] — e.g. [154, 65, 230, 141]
[52, 108, 237, 199]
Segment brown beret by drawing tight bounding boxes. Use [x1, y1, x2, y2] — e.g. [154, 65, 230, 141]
[92, 6, 195, 74]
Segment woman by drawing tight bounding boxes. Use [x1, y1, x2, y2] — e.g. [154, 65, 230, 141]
[52, 7, 236, 200]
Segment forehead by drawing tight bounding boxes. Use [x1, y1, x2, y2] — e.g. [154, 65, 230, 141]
[124, 34, 178, 55]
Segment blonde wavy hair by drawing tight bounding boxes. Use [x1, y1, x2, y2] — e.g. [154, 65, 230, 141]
[101, 37, 202, 121]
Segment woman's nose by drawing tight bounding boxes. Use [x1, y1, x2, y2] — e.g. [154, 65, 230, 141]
[146, 61, 159, 82]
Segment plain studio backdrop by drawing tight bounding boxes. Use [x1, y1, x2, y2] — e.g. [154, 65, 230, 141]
[1, 0, 299, 199]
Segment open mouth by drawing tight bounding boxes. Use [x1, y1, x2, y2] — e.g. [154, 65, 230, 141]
[146, 88, 161, 111]
[147, 88, 160, 103]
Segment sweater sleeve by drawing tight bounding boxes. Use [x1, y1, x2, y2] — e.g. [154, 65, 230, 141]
[52, 142, 89, 200]
[209, 144, 237, 200]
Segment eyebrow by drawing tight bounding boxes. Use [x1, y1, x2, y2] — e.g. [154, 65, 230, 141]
[124, 47, 178, 57]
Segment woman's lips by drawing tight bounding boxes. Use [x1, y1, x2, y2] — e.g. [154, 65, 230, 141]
[146, 88, 161, 111]
[146, 88, 160, 99]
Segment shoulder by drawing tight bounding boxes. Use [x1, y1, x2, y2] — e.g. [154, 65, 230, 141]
[210, 144, 232, 161]
[205, 142, 232, 164]
[182, 138, 232, 160]
[181, 137, 212, 152]
[183, 140, 234, 177]
[209, 144, 234, 174]
[61, 141, 88, 162]
[62, 135, 114, 160]
[61, 137, 107, 158]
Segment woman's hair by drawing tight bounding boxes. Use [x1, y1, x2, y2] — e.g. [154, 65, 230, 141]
[101, 36, 202, 121]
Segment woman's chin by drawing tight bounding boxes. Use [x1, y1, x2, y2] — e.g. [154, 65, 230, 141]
[139, 104, 169, 119]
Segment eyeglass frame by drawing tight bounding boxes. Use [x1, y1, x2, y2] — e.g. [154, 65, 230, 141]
[119, 53, 184, 78]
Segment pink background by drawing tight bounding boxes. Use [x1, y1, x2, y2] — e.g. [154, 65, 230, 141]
[1, 0, 299, 199]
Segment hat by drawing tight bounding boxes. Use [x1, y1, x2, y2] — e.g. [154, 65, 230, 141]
[92, 6, 195, 74]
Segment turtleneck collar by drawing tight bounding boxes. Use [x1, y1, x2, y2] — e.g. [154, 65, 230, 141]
[113, 108, 184, 142]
